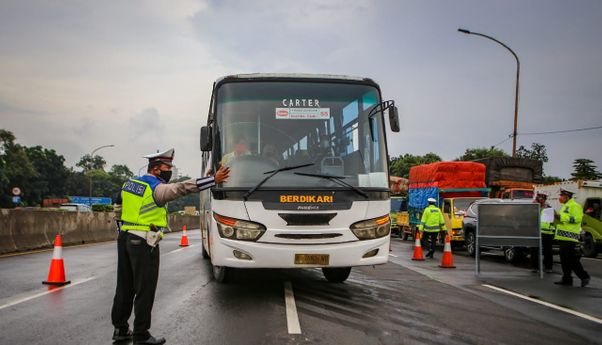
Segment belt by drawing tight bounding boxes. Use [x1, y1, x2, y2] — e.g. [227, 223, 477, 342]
[125, 230, 148, 239]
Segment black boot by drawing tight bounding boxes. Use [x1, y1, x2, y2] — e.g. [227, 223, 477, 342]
[134, 335, 166, 345]
[554, 279, 573, 286]
[112, 328, 132, 342]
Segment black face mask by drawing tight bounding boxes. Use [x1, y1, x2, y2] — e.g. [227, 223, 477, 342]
[159, 170, 172, 183]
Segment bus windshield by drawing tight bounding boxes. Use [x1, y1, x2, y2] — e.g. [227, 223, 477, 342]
[215, 81, 388, 189]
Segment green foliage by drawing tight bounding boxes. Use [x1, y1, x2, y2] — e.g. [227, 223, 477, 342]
[389, 153, 441, 178]
[92, 204, 114, 212]
[76, 154, 107, 171]
[542, 175, 564, 184]
[571, 159, 602, 181]
[516, 142, 548, 163]
[455, 147, 509, 161]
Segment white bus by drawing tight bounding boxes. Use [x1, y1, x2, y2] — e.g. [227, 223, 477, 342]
[200, 73, 399, 283]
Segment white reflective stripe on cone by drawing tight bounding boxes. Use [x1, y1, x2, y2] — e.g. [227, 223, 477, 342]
[444, 241, 451, 252]
[52, 246, 63, 259]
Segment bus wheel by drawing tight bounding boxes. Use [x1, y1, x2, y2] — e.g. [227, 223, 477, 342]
[322, 267, 351, 283]
[213, 265, 232, 283]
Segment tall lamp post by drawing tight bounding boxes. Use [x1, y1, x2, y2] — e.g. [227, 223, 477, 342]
[88, 144, 115, 207]
[458, 28, 520, 157]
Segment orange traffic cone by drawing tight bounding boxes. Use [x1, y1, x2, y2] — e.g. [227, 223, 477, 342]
[411, 231, 425, 261]
[439, 234, 456, 268]
[43, 234, 71, 286]
[179, 225, 189, 247]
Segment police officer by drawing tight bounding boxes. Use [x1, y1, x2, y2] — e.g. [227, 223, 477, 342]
[554, 188, 590, 287]
[419, 198, 447, 259]
[111, 149, 230, 344]
[530, 193, 554, 272]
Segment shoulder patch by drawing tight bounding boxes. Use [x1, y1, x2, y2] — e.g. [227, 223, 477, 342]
[430, 209, 438, 213]
[122, 180, 147, 197]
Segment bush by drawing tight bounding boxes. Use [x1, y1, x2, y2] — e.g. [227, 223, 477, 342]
[92, 204, 114, 212]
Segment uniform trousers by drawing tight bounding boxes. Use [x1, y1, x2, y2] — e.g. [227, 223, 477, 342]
[422, 231, 438, 257]
[558, 241, 589, 282]
[530, 233, 554, 270]
[111, 231, 160, 341]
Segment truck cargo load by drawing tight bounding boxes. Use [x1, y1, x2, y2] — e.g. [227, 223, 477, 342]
[407, 162, 489, 242]
[476, 157, 543, 199]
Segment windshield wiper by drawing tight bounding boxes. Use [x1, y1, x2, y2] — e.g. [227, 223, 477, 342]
[293, 172, 368, 199]
[243, 163, 315, 200]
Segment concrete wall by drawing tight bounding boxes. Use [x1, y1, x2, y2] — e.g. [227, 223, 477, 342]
[0, 209, 199, 255]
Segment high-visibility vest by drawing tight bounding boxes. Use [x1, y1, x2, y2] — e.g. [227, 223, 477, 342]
[554, 198, 582, 243]
[419, 205, 447, 232]
[120, 176, 167, 232]
[540, 208, 554, 235]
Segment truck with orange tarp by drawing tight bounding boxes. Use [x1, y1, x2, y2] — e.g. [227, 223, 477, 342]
[407, 162, 489, 244]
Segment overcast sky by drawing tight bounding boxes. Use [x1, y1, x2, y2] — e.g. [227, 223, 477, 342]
[1, 0, 600, 179]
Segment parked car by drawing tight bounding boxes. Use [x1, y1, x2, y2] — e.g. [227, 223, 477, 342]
[462, 198, 530, 264]
[60, 203, 92, 212]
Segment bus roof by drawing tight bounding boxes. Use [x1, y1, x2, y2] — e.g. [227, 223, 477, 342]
[214, 73, 376, 85]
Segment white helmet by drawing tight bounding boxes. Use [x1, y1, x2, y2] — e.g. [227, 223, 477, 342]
[427, 198, 437, 204]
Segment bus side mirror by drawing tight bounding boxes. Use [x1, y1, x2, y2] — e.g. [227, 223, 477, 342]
[200, 126, 212, 151]
[389, 106, 400, 132]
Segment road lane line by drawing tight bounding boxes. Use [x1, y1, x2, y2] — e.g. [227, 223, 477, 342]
[388, 253, 398, 258]
[284, 281, 302, 334]
[0, 277, 96, 311]
[482, 284, 602, 325]
[164, 244, 196, 256]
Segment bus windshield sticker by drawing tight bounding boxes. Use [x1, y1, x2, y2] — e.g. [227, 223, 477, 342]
[275, 107, 330, 120]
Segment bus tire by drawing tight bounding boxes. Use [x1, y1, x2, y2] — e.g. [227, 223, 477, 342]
[322, 267, 351, 283]
[213, 265, 232, 283]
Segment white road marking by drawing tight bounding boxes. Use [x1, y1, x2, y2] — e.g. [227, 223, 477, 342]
[164, 244, 196, 256]
[0, 277, 96, 311]
[388, 253, 398, 258]
[284, 281, 302, 334]
[483, 284, 602, 325]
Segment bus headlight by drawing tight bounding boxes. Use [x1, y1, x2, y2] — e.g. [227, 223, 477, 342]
[213, 213, 266, 241]
[351, 215, 391, 240]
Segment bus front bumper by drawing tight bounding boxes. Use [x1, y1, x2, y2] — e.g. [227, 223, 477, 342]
[210, 237, 390, 268]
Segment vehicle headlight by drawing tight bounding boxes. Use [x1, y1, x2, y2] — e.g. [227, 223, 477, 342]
[351, 215, 390, 240]
[213, 213, 266, 241]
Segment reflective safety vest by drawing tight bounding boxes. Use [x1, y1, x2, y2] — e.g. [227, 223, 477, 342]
[419, 205, 447, 232]
[554, 198, 582, 243]
[540, 208, 554, 235]
[120, 176, 167, 232]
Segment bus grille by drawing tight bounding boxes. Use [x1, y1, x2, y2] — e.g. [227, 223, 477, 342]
[278, 213, 337, 226]
[275, 233, 342, 239]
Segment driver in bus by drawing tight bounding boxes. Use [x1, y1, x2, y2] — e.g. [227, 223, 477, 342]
[221, 137, 251, 166]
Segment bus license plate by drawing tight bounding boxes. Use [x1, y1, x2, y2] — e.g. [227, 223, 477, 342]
[295, 254, 329, 265]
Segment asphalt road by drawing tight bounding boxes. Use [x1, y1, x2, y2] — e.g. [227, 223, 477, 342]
[0, 231, 600, 345]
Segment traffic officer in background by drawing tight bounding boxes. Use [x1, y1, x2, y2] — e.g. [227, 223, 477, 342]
[554, 188, 590, 287]
[111, 149, 230, 344]
[530, 193, 554, 273]
[419, 198, 447, 259]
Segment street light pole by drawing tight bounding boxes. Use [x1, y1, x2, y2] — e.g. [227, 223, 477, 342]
[458, 28, 520, 157]
[88, 144, 115, 207]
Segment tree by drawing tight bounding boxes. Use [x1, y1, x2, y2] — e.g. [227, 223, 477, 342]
[76, 154, 107, 171]
[570, 159, 602, 180]
[542, 175, 564, 184]
[516, 142, 548, 163]
[110, 164, 134, 180]
[455, 147, 508, 161]
[0, 129, 38, 207]
[25, 146, 70, 202]
[389, 153, 442, 178]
